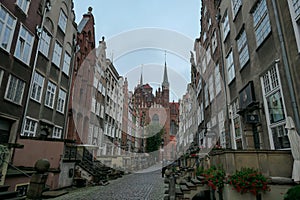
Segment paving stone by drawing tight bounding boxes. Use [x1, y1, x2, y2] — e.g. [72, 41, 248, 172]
[52, 164, 165, 200]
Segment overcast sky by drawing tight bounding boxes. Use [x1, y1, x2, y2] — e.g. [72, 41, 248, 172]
[74, 1, 201, 100]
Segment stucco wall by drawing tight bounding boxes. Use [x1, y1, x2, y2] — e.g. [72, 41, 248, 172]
[13, 139, 64, 169]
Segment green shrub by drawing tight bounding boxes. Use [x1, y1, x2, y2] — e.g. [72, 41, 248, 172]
[284, 185, 300, 200]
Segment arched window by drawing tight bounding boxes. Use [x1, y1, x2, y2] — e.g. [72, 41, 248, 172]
[170, 120, 177, 135]
[152, 114, 159, 124]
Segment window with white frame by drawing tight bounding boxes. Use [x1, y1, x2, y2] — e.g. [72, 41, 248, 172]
[57, 88, 66, 113]
[237, 29, 249, 68]
[197, 107, 201, 126]
[232, 0, 242, 17]
[223, 12, 230, 39]
[0, 5, 16, 51]
[215, 64, 221, 95]
[62, 52, 71, 75]
[45, 81, 56, 108]
[206, 46, 211, 64]
[52, 126, 62, 139]
[209, 75, 214, 102]
[16, 0, 30, 14]
[230, 99, 243, 149]
[197, 77, 202, 96]
[207, 17, 212, 30]
[252, 0, 271, 46]
[88, 124, 93, 144]
[287, 0, 300, 52]
[212, 30, 218, 53]
[91, 97, 96, 113]
[204, 84, 209, 108]
[31, 71, 44, 102]
[22, 117, 37, 137]
[218, 110, 226, 147]
[93, 77, 98, 88]
[5, 75, 25, 104]
[203, 31, 207, 42]
[58, 10, 67, 32]
[202, 56, 207, 74]
[96, 102, 101, 116]
[261, 66, 289, 149]
[14, 25, 34, 65]
[52, 41, 62, 67]
[292, 0, 300, 17]
[0, 69, 4, 88]
[39, 30, 51, 56]
[226, 50, 235, 83]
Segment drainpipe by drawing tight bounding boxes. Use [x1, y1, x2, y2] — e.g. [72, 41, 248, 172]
[271, 0, 300, 134]
[20, 1, 51, 136]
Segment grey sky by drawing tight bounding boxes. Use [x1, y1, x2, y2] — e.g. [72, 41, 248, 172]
[74, 1, 201, 100]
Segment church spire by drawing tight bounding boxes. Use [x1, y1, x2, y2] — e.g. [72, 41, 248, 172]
[162, 51, 169, 89]
[140, 64, 143, 86]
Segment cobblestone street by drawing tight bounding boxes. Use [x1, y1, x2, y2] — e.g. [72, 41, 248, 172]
[52, 166, 165, 200]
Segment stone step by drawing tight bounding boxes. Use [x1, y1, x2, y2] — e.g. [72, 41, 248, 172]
[196, 176, 205, 182]
[0, 191, 19, 199]
[179, 179, 187, 185]
[180, 185, 190, 194]
[175, 187, 183, 195]
[42, 190, 68, 198]
[186, 182, 197, 190]
[191, 178, 201, 185]
[0, 185, 10, 192]
[6, 196, 27, 200]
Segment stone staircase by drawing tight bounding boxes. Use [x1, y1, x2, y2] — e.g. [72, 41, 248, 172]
[0, 185, 26, 200]
[164, 169, 211, 200]
[77, 159, 124, 186]
[77, 160, 110, 185]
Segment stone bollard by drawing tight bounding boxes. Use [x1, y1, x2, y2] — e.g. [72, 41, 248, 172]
[169, 175, 175, 200]
[27, 159, 50, 200]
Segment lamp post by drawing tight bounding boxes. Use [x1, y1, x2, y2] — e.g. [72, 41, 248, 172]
[161, 139, 164, 163]
[161, 139, 165, 177]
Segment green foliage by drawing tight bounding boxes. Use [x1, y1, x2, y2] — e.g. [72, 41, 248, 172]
[228, 168, 270, 196]
[202, 165, 225, 190]
[145, 123, 164, 153]
[284, 185, 300, 200]
[196, 166, 204, 176]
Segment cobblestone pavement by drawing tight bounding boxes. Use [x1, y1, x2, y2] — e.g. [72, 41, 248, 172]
[52, 165, 165, 200]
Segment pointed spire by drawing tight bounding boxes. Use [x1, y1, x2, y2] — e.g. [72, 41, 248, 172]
[140, 64, 143, 86]
[162, 51, 169, 89]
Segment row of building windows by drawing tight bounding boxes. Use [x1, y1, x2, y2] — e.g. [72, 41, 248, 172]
[0, 69, 67, 113]
[31, 71, 67, 113]
[0, 4, 70, 74]
[223, 0, 271, 84]
[40, 31, 71, 75]
[22, 116, 62, 138]
[0, 5, 34, 65]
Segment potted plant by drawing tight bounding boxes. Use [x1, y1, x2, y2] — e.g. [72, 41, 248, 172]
[202, 166, 225, 199]
[202, 166, 225, 190]
[227, 168, 270, 198]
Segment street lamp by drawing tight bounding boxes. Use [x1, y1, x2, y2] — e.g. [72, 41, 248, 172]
[161, 139, 165, 177]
